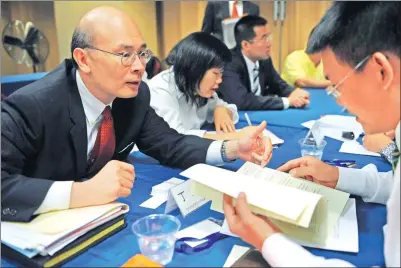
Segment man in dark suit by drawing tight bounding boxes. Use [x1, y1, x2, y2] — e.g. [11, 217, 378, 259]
[217, 15, 310, 110]
[1, 6, 272, 222]
[202, 1, 260, 41]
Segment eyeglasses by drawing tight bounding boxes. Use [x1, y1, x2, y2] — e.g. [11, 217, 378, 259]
[249, 34, 273, 44]
[326, 55, 370, 99]
[86, 46, 153, 66]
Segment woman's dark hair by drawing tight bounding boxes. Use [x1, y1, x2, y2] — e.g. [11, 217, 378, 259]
[146, 56, 163, 79]
[165, 32, 232, 107]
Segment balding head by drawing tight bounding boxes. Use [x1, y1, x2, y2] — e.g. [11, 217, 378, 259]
[71, 6, 144, 67]
[70, 6, 148, 104]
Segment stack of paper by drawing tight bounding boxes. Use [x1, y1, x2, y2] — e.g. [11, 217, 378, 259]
[140, 178, 184, 209]
[181, 162, 350, 245]
[302, 115, 364, 142]
[1, 202, 129, 258]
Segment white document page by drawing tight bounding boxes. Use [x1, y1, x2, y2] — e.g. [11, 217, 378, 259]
[220, 198, 358, 253]
[176, 218, 221, 247]
[340, 141, 380, 157]
[319, 115, 364, 134]
[234, 162, 349, 244]
[181, 164, 323, 228]
[151, 177, 185, 197]
[302, 115, 364, 142]
[290, 198, 359, 253]
[139, 195, 168, 209]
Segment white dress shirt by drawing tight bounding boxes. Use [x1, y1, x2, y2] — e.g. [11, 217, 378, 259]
[229, 1, 244, 17]
[242, 53, 290, 109]
[262, 122, 400, 267]
[34, 71, 228, 215]
[148, 68, 239, 137]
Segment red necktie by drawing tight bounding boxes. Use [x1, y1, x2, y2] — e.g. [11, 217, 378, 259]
[87, 106, 115, 175]
[232, 1, 239, 18]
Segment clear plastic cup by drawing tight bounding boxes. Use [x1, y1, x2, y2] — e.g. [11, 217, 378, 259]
[132, 214, 181, 265]
[299, 138, 327, 160]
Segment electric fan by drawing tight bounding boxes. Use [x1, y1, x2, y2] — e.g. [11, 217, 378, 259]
[2, 20, 50, 72]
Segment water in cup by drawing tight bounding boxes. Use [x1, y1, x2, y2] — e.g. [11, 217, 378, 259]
[301, 148, 324, 160]
[132, 214, 181, 265]
[138, 234, 176, 265]
[299, 138, 327, 160]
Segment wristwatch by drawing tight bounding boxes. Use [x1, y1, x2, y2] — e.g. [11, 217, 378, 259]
[380, 142, 397, 164]
[221, 140, 235, 162]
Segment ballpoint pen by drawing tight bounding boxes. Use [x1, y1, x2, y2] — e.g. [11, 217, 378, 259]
[244, 112, 252, 127]
[323, 159, 357, 168]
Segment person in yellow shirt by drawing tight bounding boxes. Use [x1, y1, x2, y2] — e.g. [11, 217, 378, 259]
[281, 28, 332, 88]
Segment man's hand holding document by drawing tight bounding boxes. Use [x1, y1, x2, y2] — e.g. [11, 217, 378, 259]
[180, 162, 350, 246]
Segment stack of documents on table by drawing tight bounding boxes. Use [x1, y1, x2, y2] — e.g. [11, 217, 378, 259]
[1, 202, 129, 267]
[302, 115, 364, 142]
[181, 162, 350, 246]
[208, 129, 284, 145]
[140, 177, 184, 209]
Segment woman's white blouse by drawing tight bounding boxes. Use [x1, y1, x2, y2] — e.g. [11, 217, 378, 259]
[148, 69, 239, 137]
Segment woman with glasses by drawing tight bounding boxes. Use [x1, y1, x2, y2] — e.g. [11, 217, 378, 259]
[148, 32, 254, 140]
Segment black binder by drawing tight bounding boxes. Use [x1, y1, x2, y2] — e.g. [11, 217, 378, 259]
[2, 214, 127, 268]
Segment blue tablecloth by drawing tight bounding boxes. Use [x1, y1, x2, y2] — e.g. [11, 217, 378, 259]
[1, 89, 391, 267]
[239, 89, 345, 129]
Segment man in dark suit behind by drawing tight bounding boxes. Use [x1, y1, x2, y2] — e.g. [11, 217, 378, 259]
[202, 1, 260, 41]
[1, 7, 273, 222]
[217, 15, 311, 110]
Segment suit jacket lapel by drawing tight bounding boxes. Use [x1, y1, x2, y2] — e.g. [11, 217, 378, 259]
[112, 97, 136, 154]
[235, 47, 252, 92]
[68, 69, 88, 177]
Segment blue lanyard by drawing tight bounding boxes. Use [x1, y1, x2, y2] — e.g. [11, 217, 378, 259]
[175, 232, 229, 254]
